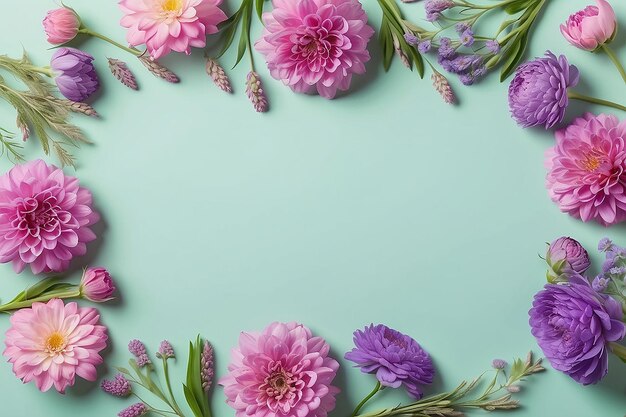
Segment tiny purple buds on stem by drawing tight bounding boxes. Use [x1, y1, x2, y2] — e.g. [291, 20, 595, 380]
[205, 58, 232, 93]
[201, 340, 214, 393]
[128, 339, 151, 367]
[108, 58, 138, 90]
[156, 340, 175, 359]
[101, 374, 132, 397]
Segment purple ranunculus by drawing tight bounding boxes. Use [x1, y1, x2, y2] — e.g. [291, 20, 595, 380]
[50, 47, 99, 102]
[546, 236, 590, 282]
[508, 51, 579, 128]
[345, 324, 434, 399]
[529, 283, 625, 385]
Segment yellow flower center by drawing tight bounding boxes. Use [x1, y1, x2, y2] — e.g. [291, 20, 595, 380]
[162, 0, 182, 12]
[44, 332, 66, 354]
[580, 153, 601, 172]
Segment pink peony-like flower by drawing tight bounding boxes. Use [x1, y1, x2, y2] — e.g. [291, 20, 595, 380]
[43, 7, 81, 45]
[119, 0, 227, 60]
[3, 299, 108, 393]
[80, 267, 116, 302]
[560, 0, 616, 51]
[546, 113, 626, 226]
[219, 322, 340, 417]
[255, 0, 375, 99]
[0, 160, 99, 274]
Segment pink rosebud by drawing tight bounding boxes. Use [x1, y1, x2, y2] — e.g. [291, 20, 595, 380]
[80, 267, 116, 302]
[43, 7, 81, 45]
[560, 0, 616, 51]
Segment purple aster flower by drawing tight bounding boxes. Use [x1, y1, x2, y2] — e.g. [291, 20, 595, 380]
[460, 30, 474, 46]
[345, 324, 434, 399]
[598, 238, 614, 252]
[486, 39, 500, 54]
[128, 339, 151, 367]
[592, 275, 610, 292]
[508, 51, 579, 128]
[118, 403, 148, 417]
[492, 359, 507, 369]
[418, 40, 432, 53]
[529, 283, 625, 385]
[438, 37, 455, 58]
[546, 237, 590, 282]
[101, 374, 132, 397]
[201, 340, 214, 392]
[404, 33, 419, 46]
[50, 47, 99, 102]
[156, 340, 175, 359]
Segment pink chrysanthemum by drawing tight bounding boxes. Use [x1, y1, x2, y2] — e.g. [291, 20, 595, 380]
[219, 322, 340, 417]
[3, 299, 108, 393]
[546, 113, 626, 226]
[255, 0, 374, 99]
[119, 0, 227, 60]
[0, 159, 99, 274]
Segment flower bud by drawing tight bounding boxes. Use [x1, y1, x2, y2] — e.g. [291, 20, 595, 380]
[546, 237, 590, 283]
[43, 7, 81, 45]
[50, 48, 100, 102]
[80, 267, 115, 302]
[560, 0, 616, 51]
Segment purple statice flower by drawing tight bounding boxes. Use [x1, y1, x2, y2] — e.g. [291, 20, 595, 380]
[101, 374, 132, 397]
[460, 30, 474, 47]
[345, 324, 434, 399]
[201, 340, 214, 393]
[128, 339, 151, 367]
[459, 73, 475, 85]
[449, 55, 481, 73]
[610, 266, 626, 276]
[425, 0, 454, 22]
[50, 47, 99, 102]
[156, 340, 175, 359]
[598, 238, 614, 252]
[545, 237, 590, 282]
[455, 22, 470, 34]
[473, 65, 487, 78]
[592, 275, 610, 292]
[418, 40, 432, 53]
[404, 33, 419, 47]
[508, 51, 579, 128]
[529, 283, 625, 385]
[492, 359, 507, 370]
[438, 37, 455, 58]
[602, 257, 616, 273]
[118, 403, 148, 417]
[486, 39, 501, 54]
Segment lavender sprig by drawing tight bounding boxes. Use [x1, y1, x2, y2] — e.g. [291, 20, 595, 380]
[431, 71, 455, 104]
[201, 341, 214, 393]
[138, 57, 180, 83]
[205, 58, 232, 93]
[246, 71, 268, 113]
[108, 58, 138, 90]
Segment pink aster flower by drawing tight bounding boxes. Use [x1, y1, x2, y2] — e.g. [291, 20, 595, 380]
[546, 113, 626, 226]
[255, 0, 375, 99]
[0, 159, 99, 274]
[3, 299, 108, 393]
[119, 0, 228, 60]
[219, 322, 340, 417]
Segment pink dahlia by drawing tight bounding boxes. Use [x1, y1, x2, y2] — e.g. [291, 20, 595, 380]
[119, 0, 228, 60]
[219, 322, 340, 417]
[546, 113, 626, 226]
[0, 160, 99, 274]
[3, 299, 108, 393]
[255, 0, 375, 99]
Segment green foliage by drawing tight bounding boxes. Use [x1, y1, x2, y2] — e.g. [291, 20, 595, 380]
[183, 336, 211, 417]
[216, 0, 255, 69]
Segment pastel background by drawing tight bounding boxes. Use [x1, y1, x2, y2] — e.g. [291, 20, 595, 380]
[0, 0, 625, 416]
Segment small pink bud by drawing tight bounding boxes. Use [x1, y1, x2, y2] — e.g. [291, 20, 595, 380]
[43, 7, 81, 45]
[80, 267, 116, 302]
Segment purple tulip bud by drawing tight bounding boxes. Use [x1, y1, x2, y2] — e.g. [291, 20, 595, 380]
[546, 237, 590, 282]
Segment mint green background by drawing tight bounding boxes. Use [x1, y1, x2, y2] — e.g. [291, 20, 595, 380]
[0, 0, 625, 415]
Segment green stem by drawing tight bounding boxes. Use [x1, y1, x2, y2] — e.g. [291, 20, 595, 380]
[600, 44, 626, 83]
[352, 381, 382, 417]
[162, 358, 184, 416]
[610, 342, 626, 361]
[568, 90, 626, 112]
[78, 28, 142, 56]
[0, 289, 81, 312]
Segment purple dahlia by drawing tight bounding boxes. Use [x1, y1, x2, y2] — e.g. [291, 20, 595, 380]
[345, 324, 434, 399]
[508, 51, 579, 128]
[529, 283, 625, 385]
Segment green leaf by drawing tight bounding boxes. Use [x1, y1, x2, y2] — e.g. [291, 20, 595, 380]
[255, 0, 265, 21]
[379, 19, 394, 72]
[499, 33, 528, 81]
[115, 367, 131, 375]
[184, 384, 204, 417]
[23, 276, 62, 300]
[233, 0, 252, 69]
[504, 0, 534, 15]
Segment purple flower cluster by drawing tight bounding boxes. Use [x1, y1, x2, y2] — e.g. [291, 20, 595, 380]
[593, 238, 626, 293]
[201, 340, 214, 393]
[345, 324, 434, 399]
[425, 0, 455, 22]
[156, 340, 175, 359]
[118, 403, 148, 417]
[101, 374, 131, 397]
[128, 339, 151, 367]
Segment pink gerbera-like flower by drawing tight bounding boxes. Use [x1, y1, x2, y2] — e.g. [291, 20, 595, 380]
[3, 299, 108, 393]
[119, 0, 227, 60]
[0, 159, 99, 274]
[255, 0, 374, 99]
[546, 113, 626, 226]
[219, 322, 340, 417]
